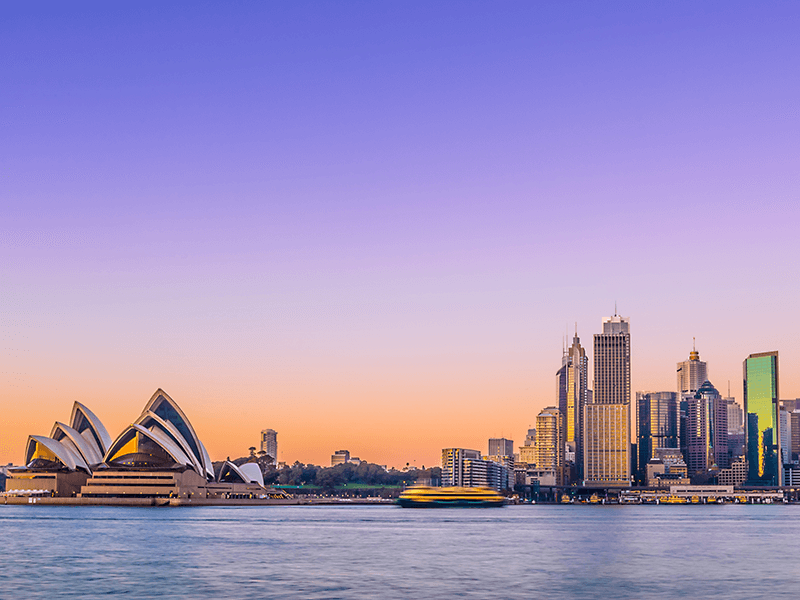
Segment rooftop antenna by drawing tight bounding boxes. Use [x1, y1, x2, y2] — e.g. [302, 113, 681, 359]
[728, 380, 731, 397]
[693, 337, 696, 352]
[614, 301, 617, 316]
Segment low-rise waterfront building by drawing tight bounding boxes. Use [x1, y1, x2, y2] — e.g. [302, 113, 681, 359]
[717, 458, 748, 487]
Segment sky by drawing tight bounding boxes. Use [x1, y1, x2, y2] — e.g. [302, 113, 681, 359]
[2, 1, 799, 468]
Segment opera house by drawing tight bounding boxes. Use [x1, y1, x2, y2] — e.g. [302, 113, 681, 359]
[4, 389, 288, 505]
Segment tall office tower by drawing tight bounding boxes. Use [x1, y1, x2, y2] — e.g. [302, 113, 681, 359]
[677, 344, 708, 395]
[488, 438, 514, 457]
[559, 330, 589, 481]
[744, 351, 780, 486]
[781, 399, 799, 412]
[677, 345, 708, 469]
[726, 396, 746, 462]
[779, 404, 791, 465]
[791, 411, 800, 463]
[535, 407, 564, 484]
[260, 429, 278, 463]
[518, 428, 537, 465]
[584, 315, 631, 487]
[685, 381, 729, 478]
[636, 391, 679, 483]
[727, 397, 744, 434]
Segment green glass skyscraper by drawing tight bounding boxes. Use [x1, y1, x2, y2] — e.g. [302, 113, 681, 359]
[743, 351, 780, 486]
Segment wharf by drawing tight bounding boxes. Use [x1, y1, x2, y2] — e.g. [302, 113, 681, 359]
[2, 495, 395, 507]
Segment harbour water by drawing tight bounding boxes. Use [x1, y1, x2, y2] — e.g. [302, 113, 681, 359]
[2, 504, 798, 599]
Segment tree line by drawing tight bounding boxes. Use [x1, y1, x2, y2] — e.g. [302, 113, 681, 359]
[218, 455, 441, 491]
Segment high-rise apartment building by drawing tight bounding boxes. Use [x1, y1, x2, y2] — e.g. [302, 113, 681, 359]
[488, 438, 514, 457]
[791, 411, 800, 463]
[636, 391, 679, 483]
[744, 351, 780, 486]
[584, 315, 631, 487]
[535, 407, 564, 484]
[556, 329, 589, 481]
[685, 381, 729, 478]
[441, 448, 481, 486]
[441, 448, 510, 490]
[260, 429, 278, 463]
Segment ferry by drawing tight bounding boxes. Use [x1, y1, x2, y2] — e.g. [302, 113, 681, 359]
[662, 495, 686, 504]
[397, 486, 505, 508]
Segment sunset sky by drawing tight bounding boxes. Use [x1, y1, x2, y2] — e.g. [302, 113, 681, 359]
[2, 1, 799, 468]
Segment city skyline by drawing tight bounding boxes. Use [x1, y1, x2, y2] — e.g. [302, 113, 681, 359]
[3, 2, 800, 468]
[3, 312, 792, 469]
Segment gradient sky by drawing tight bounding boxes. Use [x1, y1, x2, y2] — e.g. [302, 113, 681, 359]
[2, 1, 799, 468]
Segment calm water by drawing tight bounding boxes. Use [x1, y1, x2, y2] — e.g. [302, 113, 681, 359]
[1, 504, 798, 599]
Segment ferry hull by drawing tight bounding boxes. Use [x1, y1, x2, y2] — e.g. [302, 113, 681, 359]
[397, 498, 505, 508]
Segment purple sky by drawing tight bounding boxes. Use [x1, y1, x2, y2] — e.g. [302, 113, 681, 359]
[2, 2, 799, 466]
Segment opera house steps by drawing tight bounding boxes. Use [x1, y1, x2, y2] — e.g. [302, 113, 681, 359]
[3, 389, 291, 506]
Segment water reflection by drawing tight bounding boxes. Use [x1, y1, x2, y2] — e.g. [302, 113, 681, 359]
[1, 505, 797, 599]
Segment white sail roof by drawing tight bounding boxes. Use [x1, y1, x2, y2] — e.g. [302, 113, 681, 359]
[69, 402, 112, 455]
[25, 435, 91, 474]
[50, 421, 104, 466]
[104, 423, 195, 470]
[238, 463, 265, 488]
[140, 389, 208, 475]
[135, 410, 205, 476]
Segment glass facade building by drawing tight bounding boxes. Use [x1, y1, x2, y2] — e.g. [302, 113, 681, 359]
[685, 381, 729, 478]
[636, 391, 679, 483]
[744, 352, 780, 486]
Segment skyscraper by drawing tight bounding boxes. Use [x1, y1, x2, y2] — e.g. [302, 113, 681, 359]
[557, 329, 589, 482]
[535, 407, 564, 485]
[636, 391, 679, 483]
[677, 344, 708, 395]
[779, 403, 791, 466]
[677, 345, 708, 466]
[584, 315, 631, 487]
[727, 397, 744, 434]
[260, 429, 278, 463]
[685, 380, 729, 478]
[744, 351, 780, 486]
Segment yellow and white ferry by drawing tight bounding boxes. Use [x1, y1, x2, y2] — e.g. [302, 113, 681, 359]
[397, 485, 505, 508]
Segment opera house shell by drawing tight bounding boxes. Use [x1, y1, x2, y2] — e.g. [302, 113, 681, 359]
[5, 389, 286, 504]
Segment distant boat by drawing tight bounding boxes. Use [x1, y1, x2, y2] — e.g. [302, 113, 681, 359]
[397, 486, 505, 508]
